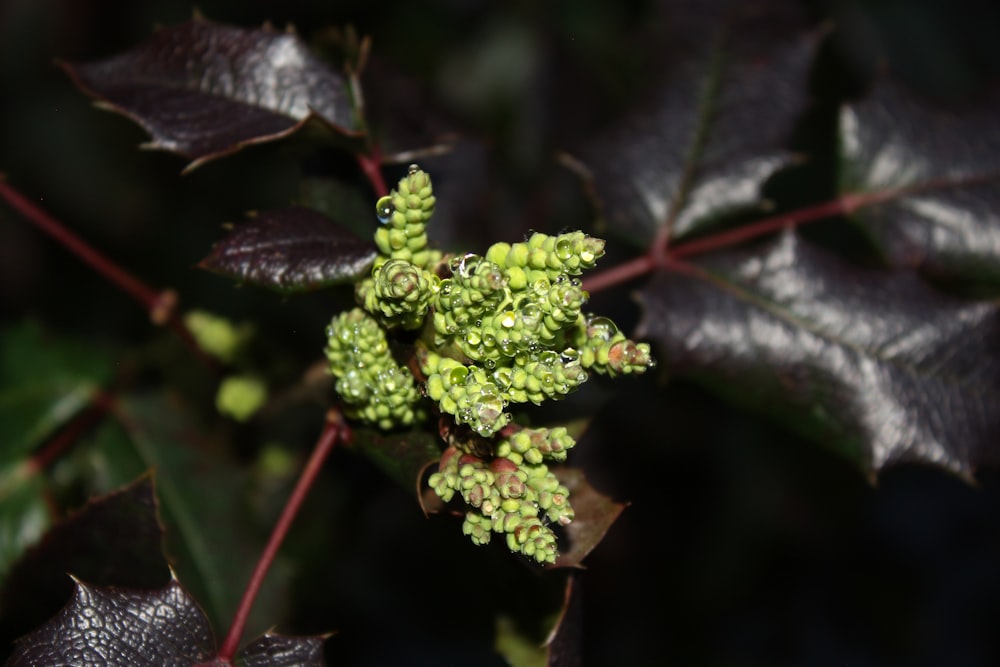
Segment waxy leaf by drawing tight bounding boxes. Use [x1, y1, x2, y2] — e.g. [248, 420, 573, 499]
[7, 576, 216, 666]
[0, 476, 169, 657]
[199, 207, 377, 293]
[6, 575, 326, 666]
[637, 231, 1000, 477]
[574, 0, 821, 245]
[237, 633, 327, 667]
[839, 78, 1000, 286]
[348, 427, 442, 498]
[61, 17, 359, 171]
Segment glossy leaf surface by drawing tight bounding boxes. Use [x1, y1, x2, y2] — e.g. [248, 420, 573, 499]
[61, 17, 358, 170]
[839, 79, 1000, 286]
[574, 0, 821, 245]
[638, 231, 1000, 476]
[199, 207, 377, 293]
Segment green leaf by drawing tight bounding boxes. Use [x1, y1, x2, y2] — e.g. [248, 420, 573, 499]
[80, 391, 286, 638]
[348, 427, 443, 497]
[0, 320, 112, 458]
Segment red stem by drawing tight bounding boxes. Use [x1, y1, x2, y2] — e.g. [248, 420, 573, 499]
[582, 188, 904, 294]
[357, 149, 389, 198]
[0, 178, 219, 371]
[216, 411, 348, 661]
[0, 180, 163, 309]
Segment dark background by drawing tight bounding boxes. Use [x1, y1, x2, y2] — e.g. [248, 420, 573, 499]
[3, 0, 1000, 665]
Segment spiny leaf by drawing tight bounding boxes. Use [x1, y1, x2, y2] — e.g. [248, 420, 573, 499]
[199, 206, 377, 293]
[573, 0, 821, 245]
[839, 77, 1000, 287]
[0, 476, 169, 653]
[60, 17, 359, 171]
[6, 574, 326, 666]
[637, 230, 1000, 477]
[6, 576, 215, 666]
[236, 633, 328, 667]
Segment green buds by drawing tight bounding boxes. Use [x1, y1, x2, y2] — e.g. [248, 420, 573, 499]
[326, 165, 654, 563]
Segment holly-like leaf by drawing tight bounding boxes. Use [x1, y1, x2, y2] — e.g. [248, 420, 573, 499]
[198, 207, 377, 293]
[0, 476, 169, 655]
[60, 17, 359, 171]
[839, 78, 1000, 286]
[6, 575, 326, 666]
[552, 468, 627, 569]
[236, 633, 328, 667]
[573, 0, 821, 245]
[6, 576, 216, 667]
[637, 230, 1000, 477]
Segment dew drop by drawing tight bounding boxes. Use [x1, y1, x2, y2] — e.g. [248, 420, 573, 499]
[408, 163, 420, 175]
[375, 196, 394, 224]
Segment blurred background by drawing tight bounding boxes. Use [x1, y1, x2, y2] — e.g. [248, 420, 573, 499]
[3, 0, 1000, 665]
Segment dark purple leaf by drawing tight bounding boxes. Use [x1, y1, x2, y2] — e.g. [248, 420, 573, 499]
[552, 468, 627, 569]
[572, 0, 822, 245]
[60, 18, 359, 171]
[236, 633, 328, 667]
[839, 78, 1000, 285]
[0, 476, 169, 649]
[199, 206, 377, 293]
[6, 576, 216, 667]
[637, 230, 1000, 477]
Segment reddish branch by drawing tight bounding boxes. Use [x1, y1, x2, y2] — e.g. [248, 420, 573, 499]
[0, 178, 218, 371]
[583, 187, 908, 295]
[216, 411, 349, 662]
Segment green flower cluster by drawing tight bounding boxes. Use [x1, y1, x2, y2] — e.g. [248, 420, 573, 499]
[325, 164, 654, 564]
[428, 429, 576, 564]
[324, 307, 423, 430]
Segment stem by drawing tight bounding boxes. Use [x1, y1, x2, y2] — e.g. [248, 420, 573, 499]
[216, 411, 348, 661]
[357, 150, 389, 198]
[583, 187, 912, 294]
[0, 178, 219, 371]
[28, 389, 117, 473]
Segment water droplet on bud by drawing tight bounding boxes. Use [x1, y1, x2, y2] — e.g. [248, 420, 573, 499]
[375, 196, 393, 224]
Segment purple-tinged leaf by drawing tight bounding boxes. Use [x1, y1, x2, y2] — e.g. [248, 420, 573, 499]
[637, 230, 1000, 477]
[552, 468, 627, 569]
[60, 17, 359, 171]
[236, 633, 328, 667]
[839, 78, 1000, 286]
[0, 476, 169, 647]
[6, 576, 216, 667]
[199, 207, 377, 293]
[544, 573, 583, 667]
[572, 0, 822, 245]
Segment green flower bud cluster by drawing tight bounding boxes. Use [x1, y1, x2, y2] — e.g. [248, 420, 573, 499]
[324, 307, 423, 430]
[570, 314, 655, 377]
[372, 164, 441, 270]
[357, 257, 439, 330]
[323, 164, 655, 563]
[428, 444, 574, 564]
